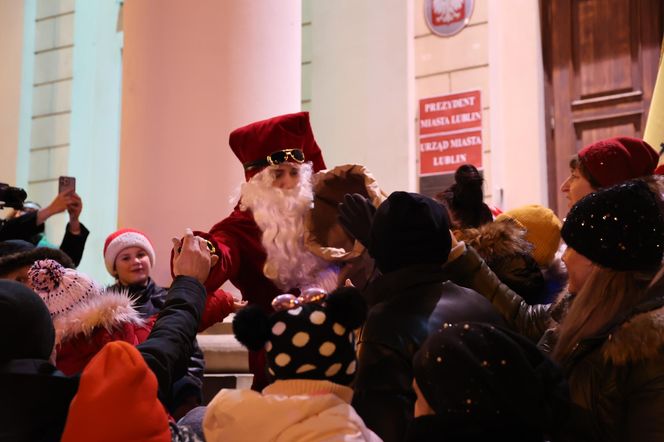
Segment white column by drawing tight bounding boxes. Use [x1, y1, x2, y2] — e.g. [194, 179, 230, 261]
[0, 0, 27, 187]
[119, 0, 302, 285]
[308, 0, 416, 194]
[488, 0, 548, 209]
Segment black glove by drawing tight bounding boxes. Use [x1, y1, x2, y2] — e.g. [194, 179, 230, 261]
[338, 193, 376, 248]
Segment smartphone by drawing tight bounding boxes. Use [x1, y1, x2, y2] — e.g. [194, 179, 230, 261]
[58, 176, 76, 194]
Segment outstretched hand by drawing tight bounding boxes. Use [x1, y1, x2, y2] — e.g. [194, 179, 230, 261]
[233, 299, 248, 312]
[337, 193, 376, 248]
[172, 228, 214, 284]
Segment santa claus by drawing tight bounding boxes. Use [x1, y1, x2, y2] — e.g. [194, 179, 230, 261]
[191, 112, 382, 389]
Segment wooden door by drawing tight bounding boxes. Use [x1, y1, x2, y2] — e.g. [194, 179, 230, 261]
[542, 0, 663, 215]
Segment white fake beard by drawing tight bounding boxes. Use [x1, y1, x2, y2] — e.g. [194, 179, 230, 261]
[239, 163, 339, 292]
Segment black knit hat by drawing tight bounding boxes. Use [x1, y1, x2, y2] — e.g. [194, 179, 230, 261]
[369, 191, 452, 273]
[0, 280, 55, 363]
[413, 322, 568, 435]
[561, 180, 664, 271]
[0, 240, 35, 257]
[0, 245, 75, 277]
[233, 287, 367, 386]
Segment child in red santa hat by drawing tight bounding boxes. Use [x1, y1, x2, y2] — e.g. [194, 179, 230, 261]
[104, 228, 244, 419]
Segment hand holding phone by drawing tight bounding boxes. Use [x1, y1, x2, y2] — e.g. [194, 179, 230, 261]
[58, 176, 76, 195]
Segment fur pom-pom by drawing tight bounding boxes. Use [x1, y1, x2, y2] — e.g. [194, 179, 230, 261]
[29, 259, 65, 292]
[232, 305, 271, 351]
[326, 286, 367, 329]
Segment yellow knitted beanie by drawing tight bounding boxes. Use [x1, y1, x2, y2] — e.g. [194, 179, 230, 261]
[495, 205, 562, 267]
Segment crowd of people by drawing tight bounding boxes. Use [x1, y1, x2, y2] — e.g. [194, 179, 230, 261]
[1, 111, 663, 441]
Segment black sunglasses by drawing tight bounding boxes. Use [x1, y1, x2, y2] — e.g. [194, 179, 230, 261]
[244, 149, 305, 171]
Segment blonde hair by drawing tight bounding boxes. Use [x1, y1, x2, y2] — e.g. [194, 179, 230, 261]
[552, 265, 654, 362]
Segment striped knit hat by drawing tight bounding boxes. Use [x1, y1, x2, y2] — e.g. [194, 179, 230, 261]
[103, 229, 156, 276]
[28, 259, 101, 319]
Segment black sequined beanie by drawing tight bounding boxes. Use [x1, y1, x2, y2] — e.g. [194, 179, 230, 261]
[561, 180, 664, 272]
[413, 322, 568, 434]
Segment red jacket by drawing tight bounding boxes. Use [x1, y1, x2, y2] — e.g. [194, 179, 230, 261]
[54, 288, 234, 376]
[195, 207, 282, 312]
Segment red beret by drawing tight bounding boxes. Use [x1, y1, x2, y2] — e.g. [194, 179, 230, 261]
[578, 137, 657, 188]
[229, 112, 326, 181]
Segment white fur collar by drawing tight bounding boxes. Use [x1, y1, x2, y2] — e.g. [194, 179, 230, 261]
[52, 290, 145, 345]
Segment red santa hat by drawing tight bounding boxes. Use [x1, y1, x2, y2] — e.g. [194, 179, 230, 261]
[230, 112, 326, 181]
[103, 229, 155, 275]
[578, 136, 658, 188]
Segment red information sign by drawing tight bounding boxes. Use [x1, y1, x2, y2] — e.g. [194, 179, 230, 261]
[420, 130, 482, 175]
[419, 90, 482, 176]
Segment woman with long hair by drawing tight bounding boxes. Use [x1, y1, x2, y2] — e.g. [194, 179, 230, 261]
[445, 177, 664, 440]
[552, 179, 664, 440]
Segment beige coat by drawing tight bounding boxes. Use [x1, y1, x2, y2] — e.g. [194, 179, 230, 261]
[204, 379, 382, 442]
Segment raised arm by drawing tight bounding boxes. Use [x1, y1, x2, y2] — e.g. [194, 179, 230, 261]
[137, 230, 211, 404]
[444, 243, 554, 343]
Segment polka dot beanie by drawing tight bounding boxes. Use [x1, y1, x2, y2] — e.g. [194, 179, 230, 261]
[103, 229, 156, 276]
[28, 259, 102, 319]
[233, 286, 367, 386]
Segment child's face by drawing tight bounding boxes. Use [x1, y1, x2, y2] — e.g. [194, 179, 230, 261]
[114, 246, 151, 286]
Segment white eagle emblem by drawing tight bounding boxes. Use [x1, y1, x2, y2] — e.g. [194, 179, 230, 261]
[432, 0, 464, 24]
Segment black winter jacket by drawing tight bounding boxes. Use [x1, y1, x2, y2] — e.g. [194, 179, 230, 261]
[443, 245, 564, 343]
[109, 278, 206, 401]
[559, 281, 664, 442]
[0, 276, 206, 442]
[0, 211, 89, 266]
[352, 263, 505, 442]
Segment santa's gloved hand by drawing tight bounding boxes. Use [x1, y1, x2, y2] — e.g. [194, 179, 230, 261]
[338, 193, 376, 248]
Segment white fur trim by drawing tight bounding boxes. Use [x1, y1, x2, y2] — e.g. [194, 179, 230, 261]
[104, 232, 155, 274]
[53, 289, 145, 344]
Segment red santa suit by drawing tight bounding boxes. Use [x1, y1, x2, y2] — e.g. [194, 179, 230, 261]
[192, 112, 329, 389]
